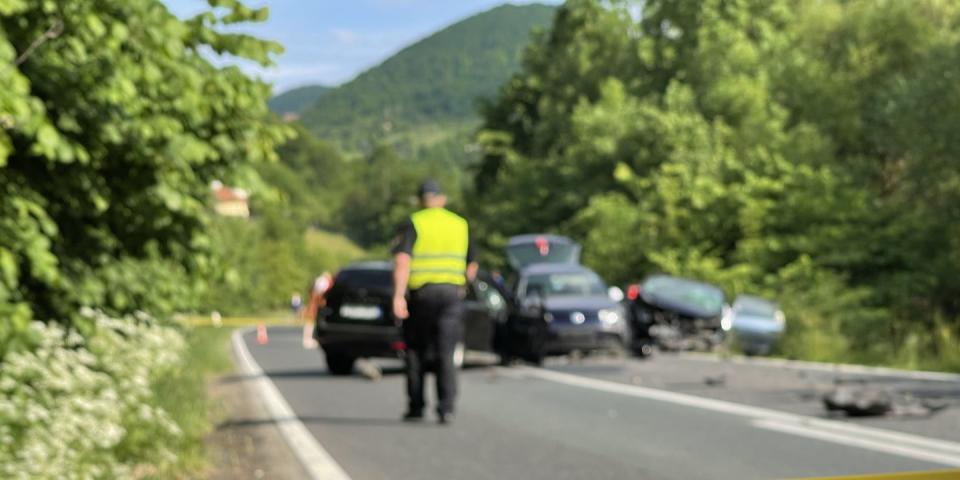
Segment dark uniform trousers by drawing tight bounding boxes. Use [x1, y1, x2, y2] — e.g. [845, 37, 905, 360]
[403, 284, 464, 415]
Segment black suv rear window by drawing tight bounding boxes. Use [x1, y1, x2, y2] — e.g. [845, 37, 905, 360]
[334, 269, 393, 290]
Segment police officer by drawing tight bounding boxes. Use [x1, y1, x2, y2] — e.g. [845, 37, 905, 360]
[392, 180, 477, 424]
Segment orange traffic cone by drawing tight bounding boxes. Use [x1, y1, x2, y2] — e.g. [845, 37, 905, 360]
[256, 323, 269, 345]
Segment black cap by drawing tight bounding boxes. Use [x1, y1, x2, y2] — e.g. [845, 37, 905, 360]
[417, 179, 443, 197]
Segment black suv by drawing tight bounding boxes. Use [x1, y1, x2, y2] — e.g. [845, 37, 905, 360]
[314, 261, 509, 375]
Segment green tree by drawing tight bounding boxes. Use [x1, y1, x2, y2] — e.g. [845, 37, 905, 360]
[473, 0, 960, 366]
[0, 0, 290, 353]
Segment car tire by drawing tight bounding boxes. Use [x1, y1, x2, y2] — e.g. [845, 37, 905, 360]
[528, 353, 544, 366]
[325, 351, 355, 376]
[632, 343, 655, 358]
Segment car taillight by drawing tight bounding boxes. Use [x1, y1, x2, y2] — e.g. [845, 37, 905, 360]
[627, 284, 640, 301]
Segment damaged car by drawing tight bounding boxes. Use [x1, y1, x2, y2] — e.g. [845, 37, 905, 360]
[624, 274, 727, 354]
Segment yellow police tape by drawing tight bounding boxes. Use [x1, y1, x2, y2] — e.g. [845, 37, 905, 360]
[799, 469, 960, 480]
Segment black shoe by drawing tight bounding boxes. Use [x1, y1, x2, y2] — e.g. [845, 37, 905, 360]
[403, 411, 424, 422]
[437, 412, 454, 425]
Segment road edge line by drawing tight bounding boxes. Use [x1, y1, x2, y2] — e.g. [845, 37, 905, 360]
[517, 366, 960, 466]
[231, 328, 352, 480]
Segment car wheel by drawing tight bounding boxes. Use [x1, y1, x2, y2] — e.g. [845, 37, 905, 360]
[528, 352, 544, 366]
[632, 343, 655, 358]
[453, 341, 465, 369]
[325, 351, 355, 376]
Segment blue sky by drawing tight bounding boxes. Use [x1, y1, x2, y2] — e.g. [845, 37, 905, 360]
[163, 0, 561, 94]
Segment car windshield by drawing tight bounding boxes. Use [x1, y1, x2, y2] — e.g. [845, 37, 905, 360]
[525, 272, 606, 297]
[643, 277, 725, 314]
[735, 298, 777, 318]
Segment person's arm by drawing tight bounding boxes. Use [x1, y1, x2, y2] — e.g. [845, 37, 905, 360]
[393, 252, 410, 322]
[465, 228, 478, 282]
[466, 262, 479, 283]
[391, 219, 416, 323]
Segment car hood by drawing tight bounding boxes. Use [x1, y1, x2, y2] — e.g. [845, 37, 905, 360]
[641, 292, 722, 318]
[543, 295, 618, 312]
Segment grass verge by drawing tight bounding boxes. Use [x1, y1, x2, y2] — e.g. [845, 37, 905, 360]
[152, 326, 235, 478]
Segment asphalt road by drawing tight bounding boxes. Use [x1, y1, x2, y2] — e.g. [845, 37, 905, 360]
[242, 327, 960, 479]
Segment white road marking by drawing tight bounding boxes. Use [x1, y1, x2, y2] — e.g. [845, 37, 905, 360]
[679, 352, 960, 382]
[517, 366, 960, 466]
[753, 419, 960, 467]
[232, 329, 352, 480]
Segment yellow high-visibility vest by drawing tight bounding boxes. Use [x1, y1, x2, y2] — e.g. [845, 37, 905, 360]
[409, 208, 469, 289]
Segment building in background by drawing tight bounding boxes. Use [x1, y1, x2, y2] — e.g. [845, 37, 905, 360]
[210, 180, 250, 218]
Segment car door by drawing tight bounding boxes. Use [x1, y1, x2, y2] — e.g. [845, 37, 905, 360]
[463, 279, 507, 352]
[502, 281, 549, 363]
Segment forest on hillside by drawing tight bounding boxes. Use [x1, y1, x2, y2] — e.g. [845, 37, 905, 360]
[298, 3, 556, 155]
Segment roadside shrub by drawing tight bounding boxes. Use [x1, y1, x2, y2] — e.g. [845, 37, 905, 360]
[772, 257, 885, 363]
[0, 310, 185, 479]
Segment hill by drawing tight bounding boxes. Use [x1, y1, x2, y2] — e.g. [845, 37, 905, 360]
[298, 3, 556, 155]
[269, 85, 330, 115]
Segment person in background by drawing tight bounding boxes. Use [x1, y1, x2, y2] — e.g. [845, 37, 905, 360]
[392, 180, 477, 425]
[302, 271, 332, 349]
[290, 292, 303, 315]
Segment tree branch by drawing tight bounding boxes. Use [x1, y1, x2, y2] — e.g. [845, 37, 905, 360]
[1, 19, 64, 130]
[13, 18, 64, 67]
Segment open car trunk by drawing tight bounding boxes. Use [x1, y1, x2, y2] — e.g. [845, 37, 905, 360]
[505, 234, 581, 270]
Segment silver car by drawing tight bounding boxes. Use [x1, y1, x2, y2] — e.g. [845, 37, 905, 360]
[722, 295, 785, 355]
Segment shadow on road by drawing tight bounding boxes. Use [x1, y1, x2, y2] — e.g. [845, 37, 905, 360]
[217, 415, 411, 430]
[219, 364, 497, 384]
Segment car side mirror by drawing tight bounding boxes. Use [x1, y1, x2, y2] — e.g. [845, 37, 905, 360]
[608, 286, 624, 302]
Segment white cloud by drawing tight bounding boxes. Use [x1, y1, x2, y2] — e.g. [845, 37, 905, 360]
[330, 28, 362, 46]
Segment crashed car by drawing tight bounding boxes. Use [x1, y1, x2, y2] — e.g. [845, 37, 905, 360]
[624, 274, 727, 353]
[721, 295, 785, 356]
[313, 261, 508, 375]
[503, 263, 628, 364]
[497, 235, 627, 364]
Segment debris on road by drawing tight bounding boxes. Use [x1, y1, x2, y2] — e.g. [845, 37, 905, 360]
[356, 359, 383, 381]
[823, 385, 893, 416]
[704, 374, 726, 387]
[823, 384, 951, 417]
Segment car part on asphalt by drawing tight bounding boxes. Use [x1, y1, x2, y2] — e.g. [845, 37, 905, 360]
[823, 384, 952, 417]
